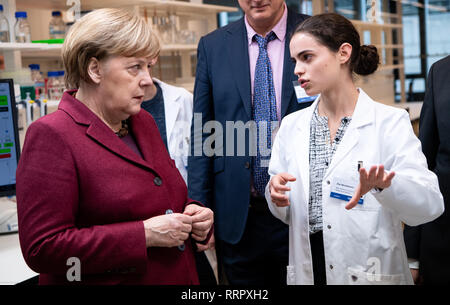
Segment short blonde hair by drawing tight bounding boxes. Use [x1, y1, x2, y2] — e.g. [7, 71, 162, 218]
[62, 8, 160, 89]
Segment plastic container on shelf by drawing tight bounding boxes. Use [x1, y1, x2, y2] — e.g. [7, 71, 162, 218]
[14, 11, 31, 43]
[29, 64, 45, 100]
[47, 71, 64, 101]
[0, 5, 11, 42]
[58, 70, 66, 95]
[0, 68, 33, 87]
[49, 11, 66, 39]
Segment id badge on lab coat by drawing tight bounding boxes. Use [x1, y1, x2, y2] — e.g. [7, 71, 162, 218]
[330, 177, 364, 205]
[293, 81, 318, 103]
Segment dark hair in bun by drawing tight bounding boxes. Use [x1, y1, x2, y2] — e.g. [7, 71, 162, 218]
[292, 13, 379, 76]
[354, 45, 379, 75]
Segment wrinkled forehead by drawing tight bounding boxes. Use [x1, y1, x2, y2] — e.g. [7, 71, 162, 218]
[98, 54, 156, 70]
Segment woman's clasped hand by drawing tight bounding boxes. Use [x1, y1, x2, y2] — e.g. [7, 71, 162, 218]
[143, 205, 213, 248]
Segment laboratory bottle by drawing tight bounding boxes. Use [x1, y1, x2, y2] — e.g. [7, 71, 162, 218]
[14, 11, 31, 43]
[47, 71, 60, 100]
[0, 5, 10, 42]
[58, 70, 66, 96]
[49, 11, 65, 39]
[29, 64, 45, 100]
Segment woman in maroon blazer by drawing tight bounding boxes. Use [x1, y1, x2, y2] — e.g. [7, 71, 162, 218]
[15, 8, 213, 285]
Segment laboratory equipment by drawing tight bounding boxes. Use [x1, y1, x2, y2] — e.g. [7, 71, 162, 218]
[0, 5, 10, 42]
[14, 11, 31, 43]
[0, 79, 21, 234]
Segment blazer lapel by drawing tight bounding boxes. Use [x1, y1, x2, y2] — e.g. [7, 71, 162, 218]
[58, 92, 154, 171]
[129, 110, 161, 170]
[226, 18, 252, 120]
[281, 10, 300, 119]
[86, 117, 154, 171]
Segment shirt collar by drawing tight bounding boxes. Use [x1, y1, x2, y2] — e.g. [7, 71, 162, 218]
[245, 2, 288, 46]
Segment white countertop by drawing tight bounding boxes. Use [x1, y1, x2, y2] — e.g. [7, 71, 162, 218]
[0, 232, 37, 284]
[0, 197, 37, 285]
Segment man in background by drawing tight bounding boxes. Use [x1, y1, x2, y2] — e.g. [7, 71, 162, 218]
[188, 0, 310, 285]
[142, 70, 218, 285]
[404, 55, 450, 285]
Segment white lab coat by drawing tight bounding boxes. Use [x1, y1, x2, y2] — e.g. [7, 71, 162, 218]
[265, 89, 444, 285]
[154, 78, 193, 184]
[155, 79, 219, 283]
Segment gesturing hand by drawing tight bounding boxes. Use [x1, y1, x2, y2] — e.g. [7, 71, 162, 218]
[143, 213, 192, 247]
[269, 173, 296, 207]
[183, 204, 213, 242]
[346, 165, 395, 210]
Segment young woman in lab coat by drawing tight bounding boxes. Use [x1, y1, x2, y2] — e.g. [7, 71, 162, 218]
[266, 13, 444, 285]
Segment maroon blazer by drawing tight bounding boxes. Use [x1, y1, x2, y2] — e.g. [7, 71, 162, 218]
[16, 91, 206, 285]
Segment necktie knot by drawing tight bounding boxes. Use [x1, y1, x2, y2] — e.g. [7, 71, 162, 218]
[253, 31, 276, 50]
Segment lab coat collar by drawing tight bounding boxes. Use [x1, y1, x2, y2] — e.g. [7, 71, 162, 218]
[294, 88, 374, 133]
[325, 88, 375, 178]
[292, 88, 376, 185]
[152, 78, 182, 141]
[350, 88, 375, 129]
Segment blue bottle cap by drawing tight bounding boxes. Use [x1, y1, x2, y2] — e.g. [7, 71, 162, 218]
[0, 5, 4, 12]
[29, 64, 40, 70]
[48, 71, 59, 77]
[15, 11, 27, 18]
[58, 71, 65, 76]
[52, 11, 61, 17]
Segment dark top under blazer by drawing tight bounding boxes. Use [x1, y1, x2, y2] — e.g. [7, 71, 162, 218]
[188, 9, 310, 244]
[404, 55, 450, 284]
[16, 91, 204, 285]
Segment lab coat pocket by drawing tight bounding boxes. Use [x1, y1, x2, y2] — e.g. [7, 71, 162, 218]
[347, 267, 405, 285]
[350, 194, 381, 212]
[286, 265, 296, 285]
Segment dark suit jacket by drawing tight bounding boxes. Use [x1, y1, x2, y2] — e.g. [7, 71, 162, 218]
[188, 9, 310, 244]
[16, 91, 203, 285]
[404, 55, 450, 284]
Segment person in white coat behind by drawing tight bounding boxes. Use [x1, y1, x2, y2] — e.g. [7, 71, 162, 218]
[142, 73, 218, 285]
[142, 77, 192, 183]
[266, 13, 444, 285]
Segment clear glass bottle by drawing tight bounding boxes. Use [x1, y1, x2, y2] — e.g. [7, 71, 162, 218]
[29, 64, 45, 99]
[14, 11, 31, 43]
[0, 5, 10, 43]
[58, 70, 65, 95]
[47, 71, 61, 100]
[49, 11, 66, 39]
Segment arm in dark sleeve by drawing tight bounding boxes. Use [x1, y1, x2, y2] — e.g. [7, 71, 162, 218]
[403, 224, 421, 260]
[188, 37, 214, 209]
[16, 122, 148, 275]
[419, 63, 439, 170]
[403, 63, 439, 261]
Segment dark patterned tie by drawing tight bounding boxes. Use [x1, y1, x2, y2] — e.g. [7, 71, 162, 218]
[252, 32, 278, 195]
